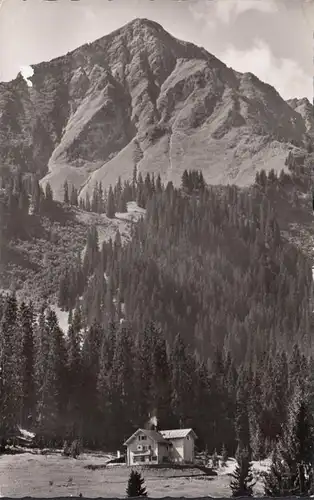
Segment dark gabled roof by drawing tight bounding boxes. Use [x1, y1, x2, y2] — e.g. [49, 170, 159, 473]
[124, 428, 168, 446]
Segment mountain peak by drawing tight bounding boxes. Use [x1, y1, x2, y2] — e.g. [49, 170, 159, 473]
[93, 17, 168, 44]
[80, 17, 171, 47]
[0, 19, 311, 201]
[121, 17, 165, 31]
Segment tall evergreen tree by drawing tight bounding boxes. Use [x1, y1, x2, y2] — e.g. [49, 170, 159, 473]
[63, 181, 69, 205]
[170, 333, 194, 428]
[181, 170, 190, 191]
[45, 182, 53, 204]
[70, 185, 78, 206]
[230, 446, 255, 497]
[83, 226, 99, 277]
[235, 369, 251, 453]
[106, 186, 116, 219]
[19, 302, 35, 426]
[264, 447, 291, 497]
[36, 310, 67, 443]
[269, 387, 314, 496]
[107, 324, 135, 443]
[66, 306, 83, 439]
[0, 293, 20, 437]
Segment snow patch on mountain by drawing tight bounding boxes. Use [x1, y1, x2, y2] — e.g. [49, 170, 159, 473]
[51, 305, 69, 334]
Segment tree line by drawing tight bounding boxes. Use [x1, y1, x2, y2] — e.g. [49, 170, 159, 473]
[0, 169, 56, 242]
[59, 166, 313, 360]
[0, 290, 314, 466]
[1, 158, 314, 498]
[63, 166, 163, 218]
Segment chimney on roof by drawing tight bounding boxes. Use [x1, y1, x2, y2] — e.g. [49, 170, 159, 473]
[146, 413, 158, 431]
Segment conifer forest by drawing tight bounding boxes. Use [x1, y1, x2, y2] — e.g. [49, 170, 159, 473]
[1, 158, 314, 496]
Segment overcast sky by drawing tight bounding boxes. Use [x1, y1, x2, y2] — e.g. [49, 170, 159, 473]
[0, 0, 313, 101]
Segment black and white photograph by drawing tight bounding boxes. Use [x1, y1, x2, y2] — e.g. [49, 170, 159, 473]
[0, 0, 313, 497]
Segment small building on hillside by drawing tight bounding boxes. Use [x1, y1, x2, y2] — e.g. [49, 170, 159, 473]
[124, 428, 197, 466]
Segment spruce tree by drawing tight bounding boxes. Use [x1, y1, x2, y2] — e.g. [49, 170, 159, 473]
[45, 182, 53, 203]
[83, 226, 99, 277]
[136, 173, 146, 208]
[109, 325, 136, 439]
[230, 446, 255, 497]
[155, 173, 162, 193]
[118, 190, 128, 213]
[91, 182, 99, 213]
[235, 370, 251, 453]
[97, 322, 116, 434]
[212, 449, 219, 468]
[31, 178, 41, 214]
[98, 182, 104, 213]
[263, 447, 291, 497]
[181, 170, 190, 192]
[197, 170, 205, 191]
[221, 443, 228, 466]
[58, 268, 70, 310]
[135, 327, 153, 424]
[19, 302, 35, 426]
[150, 324, 172, 429]
[63, 181, 69, 205]
[132, 165, 137, 199]
[70, 185, 78, 206]
[264, 387, 314, 497]
[170, 333, 194, 428]
[0, 293, 21, 438]
[36, 310, 67, 443]
[126, 470, 147, 497]
[81, 321, 104, 444]
[66, 307, 83, 439]
[279, 389, 314, 496]
[85, 192, 91, 212]
[106, 186, 116, 219]
[97, 338, 110, 422]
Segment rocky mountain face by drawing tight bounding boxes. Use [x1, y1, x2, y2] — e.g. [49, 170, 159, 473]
[0, 18, 312, 201]
[286, 97, 314, 137]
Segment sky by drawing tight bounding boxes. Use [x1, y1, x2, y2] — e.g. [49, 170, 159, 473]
[0, 0, 313, 101]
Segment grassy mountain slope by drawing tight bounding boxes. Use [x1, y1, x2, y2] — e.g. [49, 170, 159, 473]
[0, 202, 145, 305]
